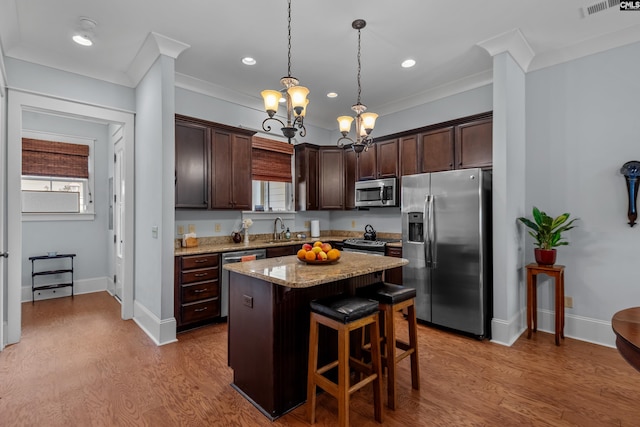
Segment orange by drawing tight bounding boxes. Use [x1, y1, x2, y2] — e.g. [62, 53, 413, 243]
[313, 241, 323, 247]
[305, 250, 317, 261]
[327, 249, 340, 261]
[297, 249, 307, 260]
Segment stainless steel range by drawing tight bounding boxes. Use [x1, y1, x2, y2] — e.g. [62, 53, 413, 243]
[342, 238, 386, 255]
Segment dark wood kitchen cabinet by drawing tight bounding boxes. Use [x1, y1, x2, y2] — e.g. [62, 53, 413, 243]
[419, 127, 455, 173]
[344, 148, 357, 210]
[175, 115, 255, 210]
[210, 129, 252, 210]
[385, 245, 403, 285]
[175, 119, 210, 208]
[319, 147, 344, 210]
[356, 138, 399, 181]
[294, 143, 319, 211]
[400, 134, 419, 176]
[175, 253, 221, 332]
[454, 117, 493, 170]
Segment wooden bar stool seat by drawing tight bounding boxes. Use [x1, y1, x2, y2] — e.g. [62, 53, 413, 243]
[358, 282, 420, 409]
[307, 295, 383, 427]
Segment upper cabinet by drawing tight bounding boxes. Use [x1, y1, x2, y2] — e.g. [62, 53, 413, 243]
[319, 147, 345, 210]
[175, 119, 210, 208]
[175, 114, 255, 210]
[295, 143, 319, 211]
[210, 129, 252, 210]
[356, 138, 399, 181]
[397, 113, 493, 175]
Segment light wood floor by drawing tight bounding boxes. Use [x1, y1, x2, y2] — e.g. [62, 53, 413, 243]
[1, 292, 639, 426]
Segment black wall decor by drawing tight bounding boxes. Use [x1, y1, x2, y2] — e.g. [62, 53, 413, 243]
[620, 161, 640, 227]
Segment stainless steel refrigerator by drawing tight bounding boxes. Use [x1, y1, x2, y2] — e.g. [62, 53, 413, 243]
[402, 168, 492, 338]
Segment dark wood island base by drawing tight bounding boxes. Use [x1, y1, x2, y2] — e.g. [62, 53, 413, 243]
[224, 252, 408, 419]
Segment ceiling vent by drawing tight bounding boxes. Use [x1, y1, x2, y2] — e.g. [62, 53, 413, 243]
[581, 0, 621, 17]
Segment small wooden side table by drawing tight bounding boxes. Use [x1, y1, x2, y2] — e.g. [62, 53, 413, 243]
[526, 263, 565, 345]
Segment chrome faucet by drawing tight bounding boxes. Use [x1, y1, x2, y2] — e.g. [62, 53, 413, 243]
[274, 217, 285, 240]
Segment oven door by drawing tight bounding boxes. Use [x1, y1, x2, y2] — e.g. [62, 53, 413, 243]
[343, 247, 385, 256]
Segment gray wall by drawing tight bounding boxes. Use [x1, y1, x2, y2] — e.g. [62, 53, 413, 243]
[525, 41, 640, 331]
[20, 111, 110, 297]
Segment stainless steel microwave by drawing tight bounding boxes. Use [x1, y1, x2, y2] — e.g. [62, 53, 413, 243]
[355, 177, 398, 207]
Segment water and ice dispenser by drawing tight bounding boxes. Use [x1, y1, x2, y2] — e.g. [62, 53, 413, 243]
[408, 212, 424, 243]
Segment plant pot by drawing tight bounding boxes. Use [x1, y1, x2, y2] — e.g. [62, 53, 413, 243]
[534, 248, 557, 266]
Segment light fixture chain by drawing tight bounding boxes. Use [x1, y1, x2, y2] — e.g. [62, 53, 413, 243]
[357, 28, 362, 105]
[287, 0, 292, 77]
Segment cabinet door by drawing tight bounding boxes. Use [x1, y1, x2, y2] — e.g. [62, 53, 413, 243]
[295, 144, 319, 211]
[230, 134, 252, 210]
[357, 146, 377, 181]
[455, 118, 492, 169]
[376, 138, 399, 178]
[319, 147, 344, 209]
[344, 148, 357, 210]
[400, 135, 419, 176]
[210, 129, 233, 209]
[175, 121, 209, 208]
[384, 246, 403, 285]
[420, 127, 454, 173]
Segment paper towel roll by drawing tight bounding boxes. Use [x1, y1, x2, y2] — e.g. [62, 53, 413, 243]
[311, 220, 320, 238]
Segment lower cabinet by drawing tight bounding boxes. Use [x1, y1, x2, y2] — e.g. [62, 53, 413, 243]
[175, 253, 221, 332]
[266, 245, 298, 258]
[385, 245, 403, 285]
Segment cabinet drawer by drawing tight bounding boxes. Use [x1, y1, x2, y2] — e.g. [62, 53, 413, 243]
[182, 298, 220, 324]
[385, 246, 402, 257]
[181, 280, 219, 303]
[182, 267, 218, 284]
[182, 254, 219, 270]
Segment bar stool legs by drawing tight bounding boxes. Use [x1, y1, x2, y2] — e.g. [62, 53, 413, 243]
[307, 296, 383, 427]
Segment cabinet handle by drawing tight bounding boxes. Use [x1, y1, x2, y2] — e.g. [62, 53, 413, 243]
[194, 288, 208, 293]
[194, 273, 208, 277]
[194, 259, 208, 263]
[194, 307, 208, 312]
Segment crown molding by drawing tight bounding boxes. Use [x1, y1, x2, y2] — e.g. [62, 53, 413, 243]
[477, 28, 535, 72]
[127, 32, 190, 87]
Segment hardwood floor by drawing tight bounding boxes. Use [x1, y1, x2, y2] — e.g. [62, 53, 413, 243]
[1, 292, 639, 426]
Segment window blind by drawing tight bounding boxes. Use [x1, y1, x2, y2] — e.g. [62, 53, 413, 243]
[251, 136, 293, 182]
[22, 138, 90, 179]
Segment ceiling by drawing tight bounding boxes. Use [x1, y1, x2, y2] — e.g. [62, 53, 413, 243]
[1, 0, 639, 131]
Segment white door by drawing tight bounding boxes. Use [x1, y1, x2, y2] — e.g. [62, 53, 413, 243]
[114, 130, 125, 302]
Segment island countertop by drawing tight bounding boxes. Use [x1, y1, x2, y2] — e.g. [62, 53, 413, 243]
[223, 251, 408, 288]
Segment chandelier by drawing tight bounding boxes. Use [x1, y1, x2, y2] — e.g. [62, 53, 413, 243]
[261, 0, 309, 144]
[337, 19, 378, 154]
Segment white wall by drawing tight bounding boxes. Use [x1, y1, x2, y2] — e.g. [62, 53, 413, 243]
[525, 41, 640, 345]
[20, 112, 110, 301]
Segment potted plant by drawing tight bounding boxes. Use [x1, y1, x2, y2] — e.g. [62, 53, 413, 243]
[518, 207, 578, 265]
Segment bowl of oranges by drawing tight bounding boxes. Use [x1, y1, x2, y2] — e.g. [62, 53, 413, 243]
[297, 241, 341, 265]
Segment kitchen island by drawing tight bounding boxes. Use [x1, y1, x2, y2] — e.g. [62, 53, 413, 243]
[223, 252, 408, 419]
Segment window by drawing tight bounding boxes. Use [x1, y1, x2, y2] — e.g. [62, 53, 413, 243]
[21, 132, 94, 216]
[251, 136, 294, 212]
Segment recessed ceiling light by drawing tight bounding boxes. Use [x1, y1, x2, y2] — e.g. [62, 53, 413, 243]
[327, 92, 338, 98]
[242, 57, 256, 65]
[72, 34, 93, 46]
[401, 59, 416, 68]
[72, 17, 96, 47]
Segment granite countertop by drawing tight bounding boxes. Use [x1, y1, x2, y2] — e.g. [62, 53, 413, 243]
[175, 235, 350, 256]
[222, 251, 408, 289]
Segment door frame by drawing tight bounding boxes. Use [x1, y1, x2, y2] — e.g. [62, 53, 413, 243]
[6, 90, 135, 345]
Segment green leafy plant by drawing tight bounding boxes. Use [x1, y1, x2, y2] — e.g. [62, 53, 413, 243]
[518, 207, 578, 250]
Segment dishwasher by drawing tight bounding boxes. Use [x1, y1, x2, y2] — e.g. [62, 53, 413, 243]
[221, 249, 266, 318]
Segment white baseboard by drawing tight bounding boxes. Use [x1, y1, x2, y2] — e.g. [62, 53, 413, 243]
[22, 277, 108, 302]
[133, 300, 177, 346]
[106, 275, 115, 296]
[491, 307, 616, 348]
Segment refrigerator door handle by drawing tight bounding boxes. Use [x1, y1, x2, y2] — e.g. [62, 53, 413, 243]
[425, 194, 433, 268]
[427, 194, 437, 268]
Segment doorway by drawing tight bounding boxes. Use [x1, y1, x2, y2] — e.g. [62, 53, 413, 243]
[5, 90, 134, 346]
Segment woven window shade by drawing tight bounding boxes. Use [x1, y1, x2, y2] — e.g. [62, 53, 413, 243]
[252, 137, 293, 182]
[22, 138, 89, 179]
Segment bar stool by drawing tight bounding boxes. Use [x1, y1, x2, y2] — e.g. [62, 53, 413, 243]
[307, 295, 383, 427]
[358, 282, 420, 409]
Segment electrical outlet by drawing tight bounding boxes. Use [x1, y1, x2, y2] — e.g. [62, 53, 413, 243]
[351, 220, 356, 228]
[564, 296, 573, 308]
[177, 225, 184, 235]
[188, 224, 196, 233]
[243, 294, 253, 308]
[215, 223, 221, 232]
[304, 221, 310, 228]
